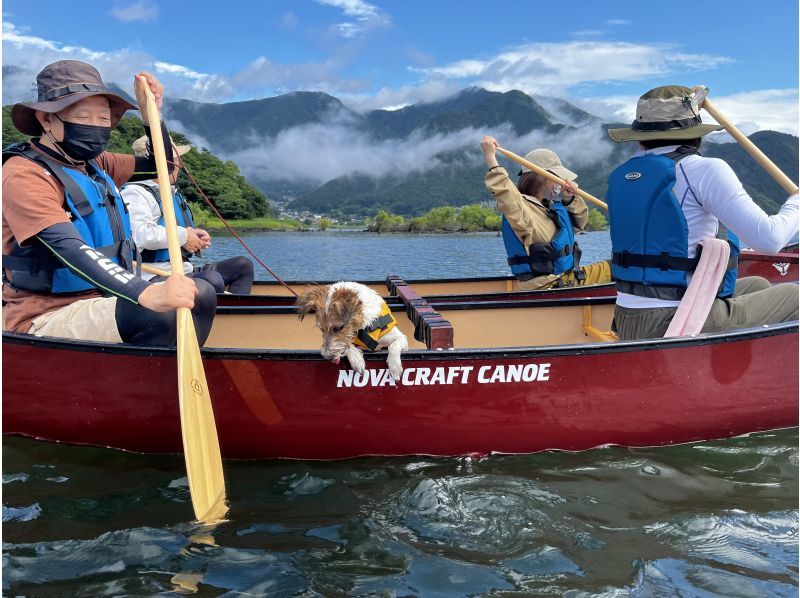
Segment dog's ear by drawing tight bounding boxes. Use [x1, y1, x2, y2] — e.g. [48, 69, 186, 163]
[295, 285, 328, 321]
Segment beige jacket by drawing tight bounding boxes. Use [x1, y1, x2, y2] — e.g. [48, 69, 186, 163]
[484, 166, 588, 288]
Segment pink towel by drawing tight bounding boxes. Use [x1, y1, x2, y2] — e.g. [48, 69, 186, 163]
[665, 238, 731, 337]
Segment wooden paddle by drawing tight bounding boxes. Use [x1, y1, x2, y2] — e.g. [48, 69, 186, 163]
[692, 85, 799, 195]
[138, 77, 228, 524]
[134, 262, 171, 278]
[496, 147, 608, 211]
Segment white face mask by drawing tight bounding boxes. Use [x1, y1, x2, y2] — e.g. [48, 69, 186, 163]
[546, 183, 562, 201]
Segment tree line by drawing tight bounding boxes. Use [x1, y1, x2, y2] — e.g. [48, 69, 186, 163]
[366, 204, 608, 233]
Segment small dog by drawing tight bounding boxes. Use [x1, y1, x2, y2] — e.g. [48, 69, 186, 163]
[296, 282, 408, 380]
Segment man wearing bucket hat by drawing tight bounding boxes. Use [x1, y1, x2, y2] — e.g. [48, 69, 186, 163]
[2, 60, 217, 346]
[120, 136, 255, 294]
[481, 135, 613, 290]
[606, 85, 798, 340]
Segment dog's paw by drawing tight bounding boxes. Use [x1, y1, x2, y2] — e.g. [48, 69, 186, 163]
[346, 346, 366, 374]
[387, 355, 404, 381]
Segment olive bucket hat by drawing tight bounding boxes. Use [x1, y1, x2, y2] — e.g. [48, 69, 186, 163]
[607, 85, 723, 143]
[11, 60, 138, 136]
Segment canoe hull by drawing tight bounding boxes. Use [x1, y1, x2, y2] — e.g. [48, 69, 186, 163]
[4, 323, 797, 459]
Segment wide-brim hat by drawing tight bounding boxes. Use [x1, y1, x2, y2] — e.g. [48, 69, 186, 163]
[132, 135, 192, 157]
[607, 85, 723, 143]
[519, 148, 577, 181]
[11, 60, 138, 136]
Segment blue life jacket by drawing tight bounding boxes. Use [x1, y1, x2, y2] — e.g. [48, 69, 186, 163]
[502, 197, 582, 281]
[122, 183, 197, 263]
[2, 142, 135, 294]
[608, 146, 739, 300]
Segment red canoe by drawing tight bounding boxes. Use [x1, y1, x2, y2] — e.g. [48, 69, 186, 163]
[217, 248, 799, 307]
[4, 294, 797, 459]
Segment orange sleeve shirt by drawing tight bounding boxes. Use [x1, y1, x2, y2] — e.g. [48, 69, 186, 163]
[2, 149, 136, 333]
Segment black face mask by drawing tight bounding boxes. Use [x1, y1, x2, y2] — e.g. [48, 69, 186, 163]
[53, 115, 111, 161]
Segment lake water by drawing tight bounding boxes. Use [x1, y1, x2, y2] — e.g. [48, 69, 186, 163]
[194, 229, 613, 281]
[3, 230, 798, 596]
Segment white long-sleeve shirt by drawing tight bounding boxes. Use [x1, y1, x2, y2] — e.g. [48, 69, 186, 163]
[616, 145, 799, 309]
[119, 180, 193, 281]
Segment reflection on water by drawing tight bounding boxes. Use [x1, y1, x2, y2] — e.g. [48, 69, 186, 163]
[3, 431, 798, 595]
[4, 231, 798, 595]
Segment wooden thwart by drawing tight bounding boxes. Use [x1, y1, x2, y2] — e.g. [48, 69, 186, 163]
[387, 275, 454, 349]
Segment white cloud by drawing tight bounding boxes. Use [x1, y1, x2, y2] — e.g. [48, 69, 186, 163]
[707, 89, 799, 136]
[605, 19, 631, 26]
[315, 0, 390, 38]
[109, 1, 159, 23]
[415, 41, 733, 97]
[574, 88, 799, 136]
[281, 12, 298, 29]
[1, 21, 233, 104]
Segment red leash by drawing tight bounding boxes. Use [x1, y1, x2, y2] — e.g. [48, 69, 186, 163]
[173, 160, 298, 297]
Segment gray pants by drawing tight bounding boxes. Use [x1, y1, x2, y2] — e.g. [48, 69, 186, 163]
[613, 277, 799, 340]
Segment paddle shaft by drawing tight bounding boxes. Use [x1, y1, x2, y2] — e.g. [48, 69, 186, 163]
[140, 79, 227, 524]
[496, 147, 608, 211]
[701, 98, 799, 195]
[136, 262, 171, 278]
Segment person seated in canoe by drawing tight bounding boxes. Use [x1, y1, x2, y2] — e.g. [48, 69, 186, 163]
[606, 85, 798, 340]
[481, 136, 613, 290]
[120, 136, 255, 294]
[2, 60, 216, 346]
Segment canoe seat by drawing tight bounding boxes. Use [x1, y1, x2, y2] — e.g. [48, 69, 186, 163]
[387, 275, 454, 349]
[582, 305, 619, 342]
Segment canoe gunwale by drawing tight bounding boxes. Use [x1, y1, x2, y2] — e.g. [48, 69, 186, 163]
[3, 320, 797, 361]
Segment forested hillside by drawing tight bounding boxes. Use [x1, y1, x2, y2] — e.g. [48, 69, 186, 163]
[2, 107, 271, 220]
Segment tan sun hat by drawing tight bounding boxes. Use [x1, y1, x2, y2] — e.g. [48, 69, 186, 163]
[11, 60, 137, 136]
[607, 85, 723, 143]
[132, 135, 192, 157]
[518, 148, 577, 181]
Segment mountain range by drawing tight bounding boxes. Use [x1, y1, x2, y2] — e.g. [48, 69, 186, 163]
[11, 85, 797, 218]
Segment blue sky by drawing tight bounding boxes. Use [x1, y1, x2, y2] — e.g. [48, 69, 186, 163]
[3, 0, 798, 134]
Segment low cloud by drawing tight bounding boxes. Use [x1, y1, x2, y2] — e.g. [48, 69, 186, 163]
[109, 1, 159, 23]
[219, 118, 614, 187]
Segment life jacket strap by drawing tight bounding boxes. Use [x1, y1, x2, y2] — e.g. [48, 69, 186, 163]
[612, 250, 700, 271]
[354, 310, 397, 351]
[362, 312, 394, 333]
[507, 243, 572, 266]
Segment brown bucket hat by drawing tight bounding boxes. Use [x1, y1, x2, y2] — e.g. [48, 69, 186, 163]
[11, 60, 138, 136]
[607, 85, 723, 143]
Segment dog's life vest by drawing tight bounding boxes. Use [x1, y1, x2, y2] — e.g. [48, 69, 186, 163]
[121, 182, 197, 262]
[608, 147, 739, 300]
[2, 142, 135, 294]
[502, 198, 582, 281]
[354, 300, 398, 351]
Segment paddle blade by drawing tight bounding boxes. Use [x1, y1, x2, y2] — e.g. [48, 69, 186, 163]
[176, 307, 228, 523]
